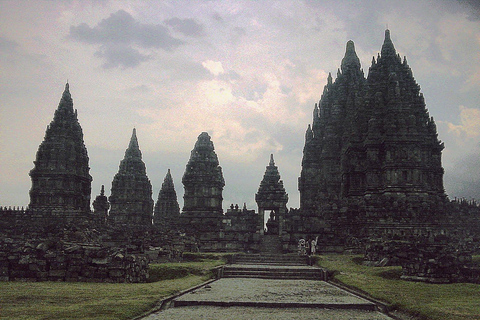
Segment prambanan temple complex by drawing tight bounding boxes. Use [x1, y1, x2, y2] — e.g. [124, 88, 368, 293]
[1, 30, 480, 283]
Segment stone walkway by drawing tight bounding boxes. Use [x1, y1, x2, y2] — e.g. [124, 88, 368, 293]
[141, 278, 394, 319]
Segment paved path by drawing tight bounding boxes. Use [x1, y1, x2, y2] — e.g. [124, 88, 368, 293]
[142, 278, 394, 319]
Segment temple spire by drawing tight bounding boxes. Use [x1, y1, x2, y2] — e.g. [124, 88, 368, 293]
[269, 153, 275, 166]
[61, 82, 71, 103]
[381, 29, 396, 58]
[125, 128, 142, 159]
[341, 40, 361, 74]
[53, 82, 74, 120]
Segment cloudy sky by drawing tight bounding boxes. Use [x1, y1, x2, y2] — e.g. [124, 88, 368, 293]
[1, 0, 480, 211]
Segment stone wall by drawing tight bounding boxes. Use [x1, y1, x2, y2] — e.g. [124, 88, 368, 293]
[0, 238, 148, 283]
[363, 240, 411, 266]
[0, 207, 103, 232]
[222, 205, 260, 252]
[400, 244, 479, 284]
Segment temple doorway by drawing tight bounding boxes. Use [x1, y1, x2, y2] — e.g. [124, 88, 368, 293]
[264, 209, 279, 235]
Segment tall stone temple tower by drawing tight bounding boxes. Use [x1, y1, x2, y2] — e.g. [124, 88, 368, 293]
[299, 39, 366, 211]
[108, 129, 154, 226]
[299, 30, 446, 242]
[153, 169, 180, 226]
[180, 132, 225, 250]
[29, 83, 92, 213]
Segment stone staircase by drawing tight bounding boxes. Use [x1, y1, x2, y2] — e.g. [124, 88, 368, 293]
[222, 265, 326, 280]
[222, 253, 327, 280]
[232, 253, 307, 265]
[260, 234, 282, 254]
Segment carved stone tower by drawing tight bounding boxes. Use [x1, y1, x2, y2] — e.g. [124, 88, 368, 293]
[354, 29, 445, 199]
[29, 83, 92, 213]
[153, 169, 180, 226]
[182, 132, 225, 215]
[92, 185, 109, 223]
[298, 30, 447, 244]
[299, 40, 365, 213]
[108, 129, 153, 226]
[256, 154, 288, 236]
[180, 132, 225, 250]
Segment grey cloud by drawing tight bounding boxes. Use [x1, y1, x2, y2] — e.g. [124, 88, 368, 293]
[212, 12, 224, 23]
[444, 144, 480, 200]
[165, 18, 205, 37]
[69, 10, 184, 49]
[162, 58, 211, 81]
[232, 27, 246, 41]
[233, 81, 267, 101]
[219, 70, 242, 82]
[0, 37, 18, 53]
[94, 44, 151, 69]
[69, 10, 184, 68]
[125, 84, 152, 94]
[456, 0, 480, 21]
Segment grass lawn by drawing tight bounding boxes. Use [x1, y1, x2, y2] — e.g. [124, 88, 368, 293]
[317, 254, 480, 320]
[0, 259, 224, 320]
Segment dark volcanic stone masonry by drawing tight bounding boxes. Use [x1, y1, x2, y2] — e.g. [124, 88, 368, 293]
[153, 169, 180, 226]
[179, 132, 226, 251]
[297, 30, 448, 244]
[1, 30, 480, 283]
[108, 129, 154, 226]
[29, 83, 92, 213]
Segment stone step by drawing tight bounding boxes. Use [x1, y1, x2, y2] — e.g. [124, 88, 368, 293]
[260, 235, 283, 254]
[223, 272, 323, 280]
[222, 265, 327, 280]
[172, 300, 377, 311]
[233, 254, 308, 265]
[224, 266, 320, 272]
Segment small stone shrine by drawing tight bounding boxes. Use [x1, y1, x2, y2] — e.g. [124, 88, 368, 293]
[256, 154, 289, 252]
[92, 185, 109, 223]
[153, 169, 180, 226]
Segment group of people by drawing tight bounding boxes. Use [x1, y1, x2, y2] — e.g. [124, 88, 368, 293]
[298, 236, 318, 265]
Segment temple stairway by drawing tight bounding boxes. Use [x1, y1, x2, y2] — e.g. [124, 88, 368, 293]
[222, 253, 325, 280]
[259, 234, 282, 254]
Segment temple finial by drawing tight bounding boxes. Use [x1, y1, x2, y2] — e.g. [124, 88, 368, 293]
[130, 128, 138, 146]
[100, 185, 105, 196]
[62, 81, 71, 97]
[341, 40, 361, 74]
[381, 29, 396, 57]
[269, 154, 275, 166]
[306, 124, 314, 143]
[125, 128, 142, 159]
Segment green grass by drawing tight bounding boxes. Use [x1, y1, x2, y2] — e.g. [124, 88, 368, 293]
[0, 260, 224, 320]
[317, 254, 480, 320]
